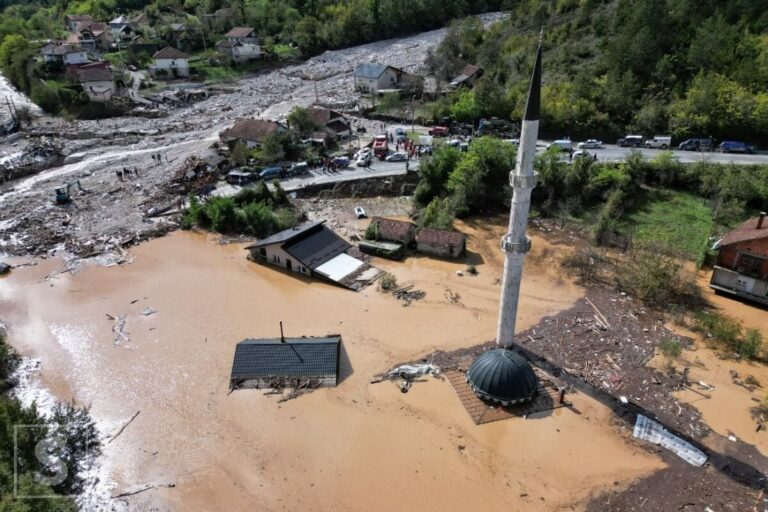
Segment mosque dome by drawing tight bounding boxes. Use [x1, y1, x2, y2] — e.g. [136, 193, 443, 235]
[466, 349, 538, 406]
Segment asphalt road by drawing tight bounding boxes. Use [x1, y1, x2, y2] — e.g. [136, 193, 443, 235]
[574, 143, 768, 165]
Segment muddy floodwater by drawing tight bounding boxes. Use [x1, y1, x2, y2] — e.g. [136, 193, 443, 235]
[0, 226, 662, 510]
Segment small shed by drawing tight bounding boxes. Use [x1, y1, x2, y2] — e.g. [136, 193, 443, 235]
[416, 227, 467, 259]
[229, 335, 341, 390]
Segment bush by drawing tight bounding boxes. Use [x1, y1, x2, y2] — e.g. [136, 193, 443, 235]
[562, 246, 600, 283]
[741, 329, 764, 360]
[659, 338, 682, 358]
[365, 221, 381, 241]
[615, 246, 701, 308]
[378, 272, 397, 291]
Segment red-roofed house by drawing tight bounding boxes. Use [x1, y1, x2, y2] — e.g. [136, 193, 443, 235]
[415, 227, 467, 259]
[710, 213, 768, 305]
[224, 27, 259, 45]
[77, 65, 114, 102]
[220, 118, 287, 148]
[368, 217, 416, 245]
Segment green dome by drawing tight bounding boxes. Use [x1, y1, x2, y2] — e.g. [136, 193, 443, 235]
[466, 349, 538, 406]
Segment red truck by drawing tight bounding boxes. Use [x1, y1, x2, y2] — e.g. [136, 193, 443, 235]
[372, 134, 388, 158]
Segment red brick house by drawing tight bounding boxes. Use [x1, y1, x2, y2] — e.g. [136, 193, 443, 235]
[415, 227, 467, 259]
[368, 217, 416, 245]
[710, 213, 768, 305]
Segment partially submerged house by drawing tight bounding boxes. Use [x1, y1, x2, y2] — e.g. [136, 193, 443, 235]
[304, 107, 352, 140]
[246, 220, 376, 289]
[416, 227, 467, 259]
[220, 118, 286, 148]
[41, 43, 89, 66]
[368, 217, 416, 245]
[229, 335, 341, 390]
[151, 46, 190, 78]
[450, 64, 483, 88]
[353, 63, 406, 94]
[77, 66, 114, 102]
[710, 213, 768, 305]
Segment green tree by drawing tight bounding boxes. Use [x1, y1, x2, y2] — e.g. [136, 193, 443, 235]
[287, 106, 320, 137]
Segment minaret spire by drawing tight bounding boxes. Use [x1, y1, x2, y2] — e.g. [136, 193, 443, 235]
[496, 40, 543, 348]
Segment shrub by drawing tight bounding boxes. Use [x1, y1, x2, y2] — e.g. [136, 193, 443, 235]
[659, 338, 682, 358]
[741, 329, 764, 360]
[365, 221, 381, 241]
[378, 272, 397, 291]
[562, 247, 599, 283]
[615, 247, 701, 308]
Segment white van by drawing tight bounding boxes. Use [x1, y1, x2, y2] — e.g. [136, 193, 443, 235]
[645, 135, 672, 149]
[547, 139, 572, 152]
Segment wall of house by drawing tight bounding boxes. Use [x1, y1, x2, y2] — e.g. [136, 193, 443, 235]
[717, 237, 768, 277]
[231, 44, 261, 62]
[249, 244, 310, 275]
[64, 52, 88, 65]
[354, 76, 377, 93]
[153, 58, 189, 77]
[377, 68, 399, 89]
[232, 374, 336, 389]
[416, 241, 465, 259]
[82, 80, 114, 102]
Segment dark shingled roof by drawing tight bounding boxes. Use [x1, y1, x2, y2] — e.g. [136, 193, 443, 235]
[370, 217, 414, 243]
[353, 63, 399, 79]
[721, 215, 768, 247]
[306, 107, 345, 126]
[245, 220, 326, 249]
[230, 336, 340, 387]
[153, 46, 189, 60]
[225, 27, 256, 39]
[221, 118, 283, 144]
[415, 227, 467, 248]
[283, 224, 351, 269]
[467, 349, 538, 405]
[215, 40, 238, 49]
[77, 67, 113, 82]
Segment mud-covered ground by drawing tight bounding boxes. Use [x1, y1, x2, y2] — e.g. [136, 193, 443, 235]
[0, 13, 505, 261]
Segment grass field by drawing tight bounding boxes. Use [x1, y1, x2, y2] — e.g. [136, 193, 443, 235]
[619, 187, 713, 259]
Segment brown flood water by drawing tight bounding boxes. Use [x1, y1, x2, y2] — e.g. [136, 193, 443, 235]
[662, 272, 768, 456]
[0, 225, 662, 511]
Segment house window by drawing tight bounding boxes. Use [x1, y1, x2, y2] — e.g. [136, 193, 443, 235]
[272, 255, 281, 264]
[736, 253, 765, 278]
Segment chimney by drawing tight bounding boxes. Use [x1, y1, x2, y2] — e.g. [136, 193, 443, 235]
[758, 212, 766, 230]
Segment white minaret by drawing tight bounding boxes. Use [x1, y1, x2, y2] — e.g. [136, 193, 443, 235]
[496, 42, 542, 348]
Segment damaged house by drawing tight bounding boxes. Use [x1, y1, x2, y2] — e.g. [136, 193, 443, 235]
[710, 213, 768, 305]
[305, 107, 352, 140]
[76, 66, 114, 102]
[220, 118, 287, 148]
[246, 220, 377, 290]
[416, 227, 467, 259]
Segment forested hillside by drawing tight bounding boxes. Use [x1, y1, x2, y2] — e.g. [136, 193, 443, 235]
[426, 0, 768, 143]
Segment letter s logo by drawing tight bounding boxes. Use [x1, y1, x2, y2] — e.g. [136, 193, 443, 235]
[34, 432, 68, 486]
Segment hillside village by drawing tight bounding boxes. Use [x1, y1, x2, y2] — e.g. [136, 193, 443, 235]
[0, 2, 767, 512]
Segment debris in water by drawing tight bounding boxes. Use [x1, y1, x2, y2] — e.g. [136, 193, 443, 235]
[112, 314, 129, 346]
[633, 414, 707, 466]
[141, 307, 157, 316]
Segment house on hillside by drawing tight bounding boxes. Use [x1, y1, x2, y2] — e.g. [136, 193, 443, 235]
[416, 227, 467, 259]
[245, 220, 376, 289]
[219, 118, 287, 148]
[710, 213, 768, 306]
[65, 14, 92, 32]
[215, 39, 261, 63]
[150, 46, 189, 78]
[224, 27, 259, 45]
[109, 15, 134, 34]
[68, 21, 112, 52]
[305, 107, 352, 139]
[41, 43, 89, 66]
[77, 66, 114, 102]
[353, 63, 406, 94]
[229, 335, 341, 390]
[450, 64, 483, 88]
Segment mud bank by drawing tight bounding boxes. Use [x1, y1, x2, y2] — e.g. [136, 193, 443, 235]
[0, 223, 663, 511]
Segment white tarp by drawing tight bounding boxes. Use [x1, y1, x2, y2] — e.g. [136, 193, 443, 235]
[633, 414, 707, 467]
[314, 253, 365, 282]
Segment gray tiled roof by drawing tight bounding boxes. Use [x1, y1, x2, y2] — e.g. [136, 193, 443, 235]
[353, 63, 389, 79]
[284, 224, 350, 269]
[245, 220, 326, 249]
[230, 336, 340, 383]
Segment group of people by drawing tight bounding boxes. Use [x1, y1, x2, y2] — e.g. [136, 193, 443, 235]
[115, 166, 139, 181]
[151, 153, 166, 165]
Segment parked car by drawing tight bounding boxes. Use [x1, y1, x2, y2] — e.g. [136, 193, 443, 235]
[428, 126, 449, 137]
[617, 135, 644, 148]
[332, 156, 350, 168]
[394, 127, 406, 141]
[356, 153, 372, 167]
[385, 152, 408, 162]
[678, 138, 714, 151]
[547, 139, 572, 152]
[288, 162, 309, 176]
[718, 140, 755, 154]
[572, 150, 595, 160]
[419, 146, 433, 156]
[577, 139, 602, 149]
[259, 166, 282, 180]
[226, 170, 256, 185]
[645, 135, 672, 149]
